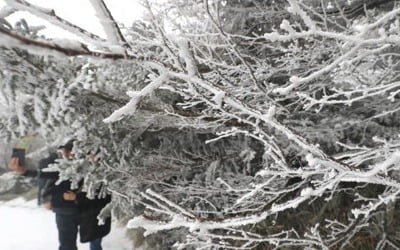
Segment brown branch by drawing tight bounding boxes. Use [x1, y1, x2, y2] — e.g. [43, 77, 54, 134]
[5, 0, 106, 45]
[0, 26, 133, 59]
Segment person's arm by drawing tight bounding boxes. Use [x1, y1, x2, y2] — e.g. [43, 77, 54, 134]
[23, 168, 38, 177]
[8, 157, 59, 179]
[37, 157, 59, 179]
[24, 168, 59, 179]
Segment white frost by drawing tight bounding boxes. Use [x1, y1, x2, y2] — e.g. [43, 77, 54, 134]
[103, 72, 170, 123]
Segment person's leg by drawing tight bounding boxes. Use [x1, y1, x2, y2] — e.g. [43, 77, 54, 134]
[89, 238, 103, 250]
[55, 213, 79, 250]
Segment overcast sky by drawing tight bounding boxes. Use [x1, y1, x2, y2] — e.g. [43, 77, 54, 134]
[0, 0, 145, 39]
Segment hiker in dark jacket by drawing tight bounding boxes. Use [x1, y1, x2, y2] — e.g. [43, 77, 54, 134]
[8, 140, 111, 250]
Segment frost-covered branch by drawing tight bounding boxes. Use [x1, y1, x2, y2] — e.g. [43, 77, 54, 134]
[203, 0, 266, 93]
[0, 6, 15, 18]
[0, 25, 134, 59]
[287, 0, 316, 31]
[4, 0, 109, 47]
[88, 0, 129, 50]
[103, 71, 170, 123]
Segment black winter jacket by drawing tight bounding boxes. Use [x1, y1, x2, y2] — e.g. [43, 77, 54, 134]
[24, 153, 79, 214]
[24, 153, 112, 241]
[76, 192, 112, 242]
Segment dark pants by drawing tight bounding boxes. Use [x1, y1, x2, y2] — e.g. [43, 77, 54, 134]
[56, 213, 79, 250]
[55, 213, 103, 250]
[90, 238, 102, 250]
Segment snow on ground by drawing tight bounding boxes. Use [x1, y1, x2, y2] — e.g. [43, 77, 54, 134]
[0, 198, 132, 250]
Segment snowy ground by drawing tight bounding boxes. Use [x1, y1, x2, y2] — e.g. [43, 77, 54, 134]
[0, 198, 132, 250]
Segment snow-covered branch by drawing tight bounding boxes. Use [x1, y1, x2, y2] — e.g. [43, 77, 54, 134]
[0, 25, 134, 59]
[88, 0, 129, 49]
[0, 5, 15, 18]
[5, 0, 109, 47]
[103, 72, 170, 123]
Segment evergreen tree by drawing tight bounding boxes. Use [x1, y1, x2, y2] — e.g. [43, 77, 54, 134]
[1, 0, 400, 249]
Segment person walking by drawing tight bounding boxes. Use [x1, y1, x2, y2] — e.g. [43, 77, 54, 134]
[8, 139, 111, 250]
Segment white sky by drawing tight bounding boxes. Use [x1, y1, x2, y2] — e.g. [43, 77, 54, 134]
[0, 0, 145, 39]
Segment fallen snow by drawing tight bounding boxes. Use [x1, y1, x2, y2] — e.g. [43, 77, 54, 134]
[0, 197, 132, 250]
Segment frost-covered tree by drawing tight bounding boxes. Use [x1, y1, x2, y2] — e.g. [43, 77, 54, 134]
[0, 18, 79, 141]
[1, 0, 400, 249]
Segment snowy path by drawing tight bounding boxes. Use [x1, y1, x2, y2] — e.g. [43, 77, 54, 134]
[0, 198, 132, 250]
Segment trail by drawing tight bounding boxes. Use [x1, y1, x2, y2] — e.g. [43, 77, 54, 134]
[0, 198, 132, 250]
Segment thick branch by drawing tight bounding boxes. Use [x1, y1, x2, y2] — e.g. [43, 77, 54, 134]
[88, 0, 129, 48]
[0, 26, 134, 59]
[5, 0, 108, 47]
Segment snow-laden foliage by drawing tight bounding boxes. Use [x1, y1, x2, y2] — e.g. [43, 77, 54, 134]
[0, 19, 79, 141]
[1, 0, 400, 249]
